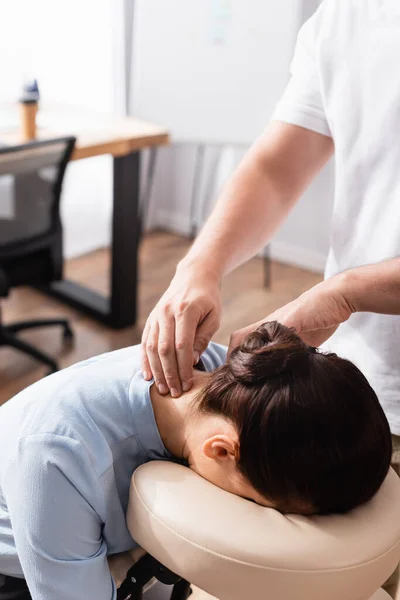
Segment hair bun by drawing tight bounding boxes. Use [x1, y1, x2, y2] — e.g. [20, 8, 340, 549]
[228, 321, 313, 385]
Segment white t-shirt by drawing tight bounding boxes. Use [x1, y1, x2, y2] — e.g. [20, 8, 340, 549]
[272, 0, 400, 434]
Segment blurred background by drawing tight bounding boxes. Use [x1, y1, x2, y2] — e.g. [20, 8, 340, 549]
[0, 0, 333, 403]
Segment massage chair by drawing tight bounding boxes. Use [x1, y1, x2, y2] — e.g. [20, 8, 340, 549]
[109, 462, 400, 600]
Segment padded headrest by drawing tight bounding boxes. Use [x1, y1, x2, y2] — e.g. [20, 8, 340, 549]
[127, 462, 400, 600]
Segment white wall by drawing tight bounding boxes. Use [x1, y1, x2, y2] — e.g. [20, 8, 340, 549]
[145, 144, 334, 273]
[138, 0, 334, 274]
[0, 0, 115, 110]
[131, 0, 301, 145]
[0, 0, 118, 259]
[1, 0, 334, 270]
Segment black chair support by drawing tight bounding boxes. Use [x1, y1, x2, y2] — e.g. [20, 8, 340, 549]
[0, 319, 73, 374]
[117, 554, 192, 600]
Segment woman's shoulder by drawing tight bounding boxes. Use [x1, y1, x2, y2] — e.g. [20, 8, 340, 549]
[2, 346, 143, 445]
[63, 345, 142, 375]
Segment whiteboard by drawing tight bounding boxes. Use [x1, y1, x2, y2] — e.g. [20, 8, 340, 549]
[130, 0, 305, 145]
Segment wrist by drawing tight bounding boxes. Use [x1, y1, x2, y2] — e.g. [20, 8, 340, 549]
[176, 255, 223, 287]
[330, 270, 358, 315]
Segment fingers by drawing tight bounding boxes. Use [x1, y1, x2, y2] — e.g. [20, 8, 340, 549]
[140, 322, 152, 380]
[227, 318, 339, 359]
[142, 306, 196, 397]
[193, 312, 220, 364]
[228, 320, 263, 356]
[228, 328, 246, 356]
[141, 282, 222, 397]
[175, 305, 204, 393]
[144, 321, 170, 395]
[157, 307, 182, 397]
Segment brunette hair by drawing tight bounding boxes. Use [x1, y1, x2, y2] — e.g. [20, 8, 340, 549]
[197, 322, 392, 515]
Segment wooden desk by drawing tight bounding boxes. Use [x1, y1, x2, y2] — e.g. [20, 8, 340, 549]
[0, 108, 169, 329]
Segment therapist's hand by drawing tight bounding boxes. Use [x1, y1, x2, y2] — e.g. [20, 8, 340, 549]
[228, 274, 354, 353]
[141, 265, 222, 397]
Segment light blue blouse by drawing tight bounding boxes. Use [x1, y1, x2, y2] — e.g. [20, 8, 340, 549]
[0, 343, 227, 600]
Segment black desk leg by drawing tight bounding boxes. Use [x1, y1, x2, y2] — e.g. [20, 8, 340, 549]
[110, 151, 141, 328]
[38, 151, 141, 329]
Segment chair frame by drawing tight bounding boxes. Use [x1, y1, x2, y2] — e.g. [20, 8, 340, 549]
[117, 553, 192, 600]
[0, 137, 76, 373]
[0, 137, 76, 260]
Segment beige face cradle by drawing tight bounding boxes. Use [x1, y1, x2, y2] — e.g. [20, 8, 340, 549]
[119, 462, 400, 600]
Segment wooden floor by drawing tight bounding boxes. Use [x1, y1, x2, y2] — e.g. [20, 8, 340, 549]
[0, 231, 321, 405]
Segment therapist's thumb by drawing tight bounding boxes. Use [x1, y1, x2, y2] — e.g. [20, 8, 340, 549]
[193, 314, 220, 364]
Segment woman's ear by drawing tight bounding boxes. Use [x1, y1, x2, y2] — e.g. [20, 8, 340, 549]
[202, 435, 238, 462]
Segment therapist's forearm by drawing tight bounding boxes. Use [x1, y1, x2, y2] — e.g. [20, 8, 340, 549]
[180, 149, 293, 280]
[141, 123, 333, 392]
[337, 258, 400, 315]
[178, 122, 334, 282]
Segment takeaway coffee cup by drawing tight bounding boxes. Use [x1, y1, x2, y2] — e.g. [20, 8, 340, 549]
[19, 98, 38, 141]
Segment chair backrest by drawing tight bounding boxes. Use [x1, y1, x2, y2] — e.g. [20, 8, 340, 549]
[127, 461, 400, 600]
[0, 137, 75, 256]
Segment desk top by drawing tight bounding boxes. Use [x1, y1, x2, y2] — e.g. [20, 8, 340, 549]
[0, 106, 170, 161]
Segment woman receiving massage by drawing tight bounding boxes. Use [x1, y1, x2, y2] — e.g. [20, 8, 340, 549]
[0, 322, 392, 600]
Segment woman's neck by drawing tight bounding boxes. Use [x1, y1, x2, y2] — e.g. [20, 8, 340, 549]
[149, 371, 210, 458]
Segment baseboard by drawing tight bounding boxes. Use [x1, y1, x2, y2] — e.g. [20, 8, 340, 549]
[149, 209, 192, 237]
[148, 210, 327, 273]
[64, 235, 110, 260]
[269, 240, 326, 274]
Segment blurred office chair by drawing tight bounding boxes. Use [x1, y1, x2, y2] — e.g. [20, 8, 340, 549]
[0, 137, 76, 373]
